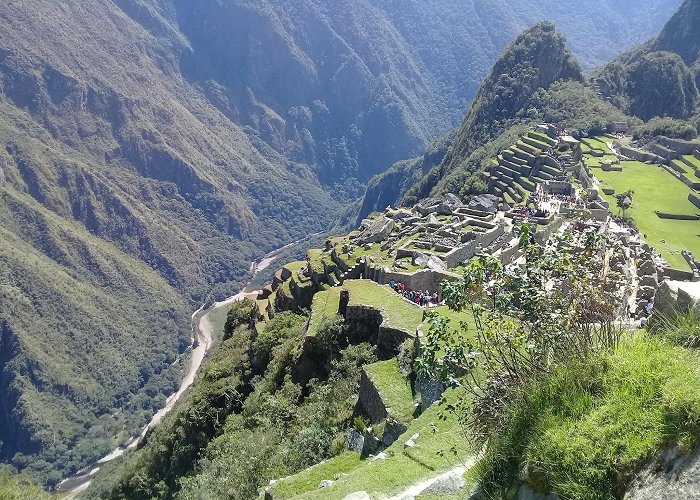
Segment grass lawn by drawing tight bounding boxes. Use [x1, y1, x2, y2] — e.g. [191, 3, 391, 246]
[267, 452, 363, 499]
[683, 154, 700, 170]
[296, 389, 475, 500]
[364, 359, 416, 423]
[593, 161, 700, 270]
[343, 280, 425, 333]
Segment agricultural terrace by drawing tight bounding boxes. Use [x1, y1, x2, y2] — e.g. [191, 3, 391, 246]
[307, 280, 425, 337]
[268, 389, 474, 499]
[590, 159, 700, 270]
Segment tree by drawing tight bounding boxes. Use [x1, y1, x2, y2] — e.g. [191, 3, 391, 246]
[416, 223, 623, 442]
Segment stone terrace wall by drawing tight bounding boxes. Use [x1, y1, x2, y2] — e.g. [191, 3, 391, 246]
[534, 217, 564, 245]
[657, 136, 700, 156]
[499, 243, 523, 265]
[357, 370, 388, 423]
[415, 375, 445, 411]
[345, 305, 382, 345]
[655, 212, 700, 221]
[444, 239, 478, 268]
[662, 267, 696, 282]
[616, 143, 663, 164]
[689, 193, 700, 210]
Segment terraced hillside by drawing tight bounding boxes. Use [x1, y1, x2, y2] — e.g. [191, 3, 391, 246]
[486, 127, 573, 206]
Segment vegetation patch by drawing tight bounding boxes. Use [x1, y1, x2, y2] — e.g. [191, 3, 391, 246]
[472, 334, 700, 499]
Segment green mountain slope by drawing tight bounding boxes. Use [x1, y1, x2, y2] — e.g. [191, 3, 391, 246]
[0, 0, 682, 487]
[359, 23, 630, 218]
[596, 0, 700, 122]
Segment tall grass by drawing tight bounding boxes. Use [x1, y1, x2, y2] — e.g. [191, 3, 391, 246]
[471, 331, 700, 499]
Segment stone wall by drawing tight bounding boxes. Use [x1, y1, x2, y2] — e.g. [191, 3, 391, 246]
[655, 211, 699, 221]
[655, 280, 700, 318]
[626, 445, 700, 500]
[345, 305, 382, 345]
[344, 303, 413, 358]
[356, 370, 388, 423]
[498, 243, 522, 265]
[377, 327, 412, 358]
[689, 193, 700, 210]
[661, 267, 696, 282]
[657, 136, 700, 156]
[331, 248, 350, 273]
[648, 142, 679, 161]
[444, 240, 478, 268]
[415, 375, 445, 411]
[534, 217, 564, 245]
[616, 143, 663, 164]
[382, 418, 408, 447]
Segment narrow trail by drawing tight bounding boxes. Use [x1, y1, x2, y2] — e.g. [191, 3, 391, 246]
[57, 234, 320, 498]
[385, 455, 479, 500]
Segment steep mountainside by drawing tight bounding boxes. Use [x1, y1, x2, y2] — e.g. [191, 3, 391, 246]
[0, 0, 681, 487]
[596, 0, 700, 122]
[0, 0, 336, 485]
[161, 0, 682, 193]
[360, 22, 630, 218]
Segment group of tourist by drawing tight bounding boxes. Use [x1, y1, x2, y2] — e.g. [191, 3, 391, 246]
[387, 281, 439, 307]
[511, 205, 550, 219]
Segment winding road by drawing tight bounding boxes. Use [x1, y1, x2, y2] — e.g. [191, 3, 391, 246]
[56, 236, 315, 498]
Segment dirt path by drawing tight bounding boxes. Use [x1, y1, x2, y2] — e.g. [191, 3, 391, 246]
[385, 455, 478, 500]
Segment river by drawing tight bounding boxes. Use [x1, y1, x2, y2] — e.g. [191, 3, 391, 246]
[56, 236, 315, 497]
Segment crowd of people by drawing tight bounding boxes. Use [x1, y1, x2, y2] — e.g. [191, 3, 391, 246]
[388, 281, 439, 306]
[511, 205, 550, 219]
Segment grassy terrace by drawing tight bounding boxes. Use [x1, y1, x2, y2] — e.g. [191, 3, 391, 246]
[592, 159, 700, 270]
[683, 154, 700, 170]
[307, 287, 342, 336]
[307, 280, 425, 337]
[585, 154, 618, 167]
[364, 359, 416, 423]
[671, 158, 692, 174]
[341, 280, 425, 333]
[289, 389, 474, 500]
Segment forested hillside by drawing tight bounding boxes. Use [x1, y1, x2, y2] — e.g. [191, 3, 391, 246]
[596, 0, 700, 123]
[359, 22, 631, 218]
[0, 0, 681, 488]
